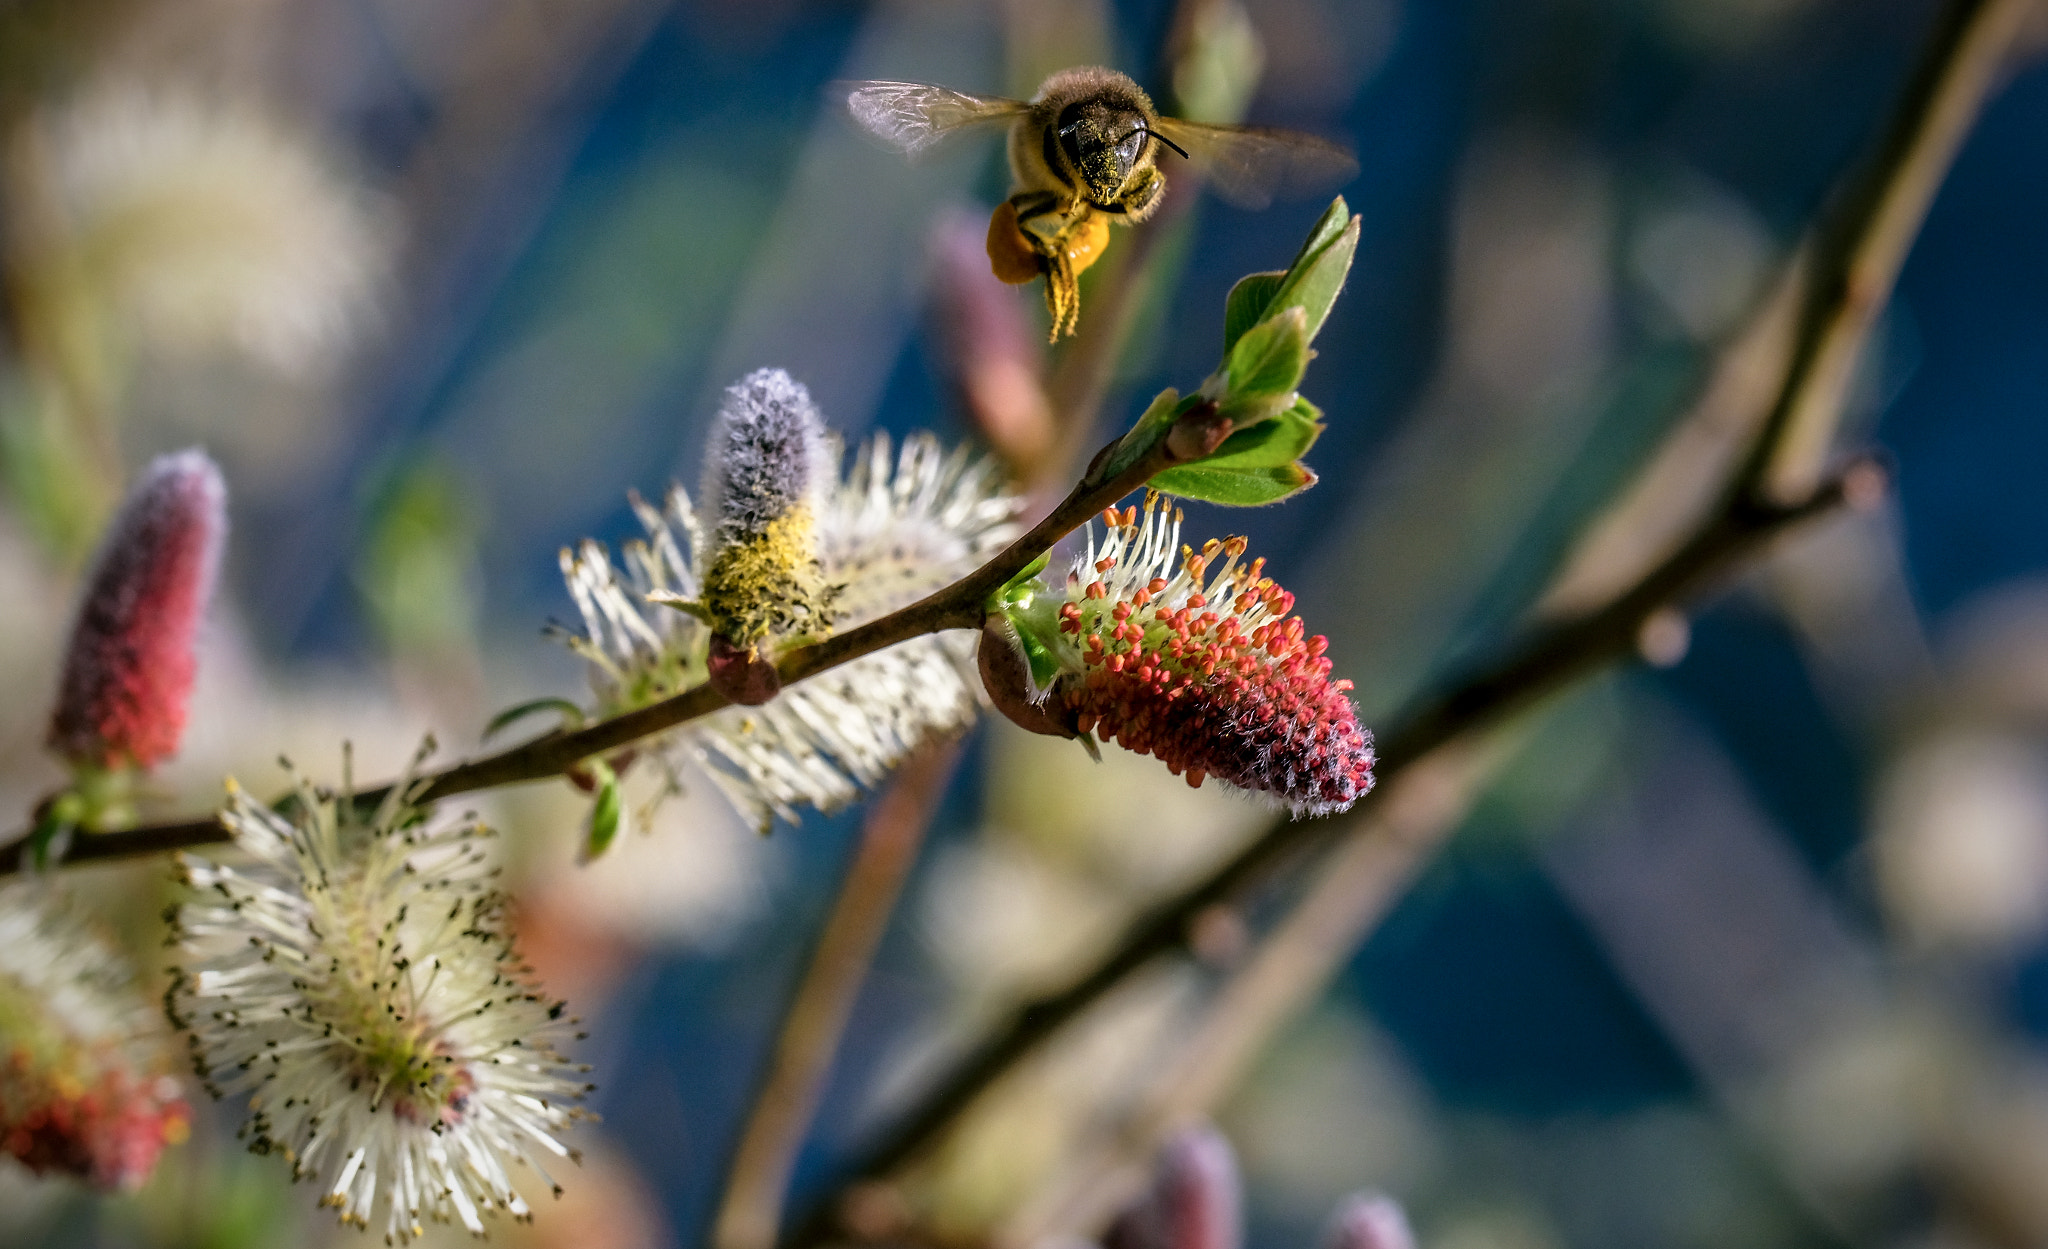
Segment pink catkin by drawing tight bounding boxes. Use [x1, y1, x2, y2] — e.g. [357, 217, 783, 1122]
[1107, 1125, 1243, 1249]
[1321, 1194, 1417, 1249]
[47, 450, 226, 770]
[0, 1048, 189, 1190]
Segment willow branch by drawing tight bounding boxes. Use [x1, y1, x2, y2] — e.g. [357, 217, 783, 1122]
[0, 435, 1175, 878]
[1741, 0, 2033, 503]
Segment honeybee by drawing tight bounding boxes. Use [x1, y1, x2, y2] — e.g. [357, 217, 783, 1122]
[843, 66, 1357, 339]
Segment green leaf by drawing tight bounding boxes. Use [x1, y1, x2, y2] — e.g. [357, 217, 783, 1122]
[483, 697, 587, 743]
[1094, 388, 1193, 484]
[1223, 271, 1286, 354]
[1010, 613, 1066, 691]
[1289, 198, 1352, 271]
[1223, 306, 1309, 406]
[1270, 213, 1360, 343]
[581, 760, 621, 862]
[1199, 399, 1324, 469]
[992, 552, 1050, 613]
[27, 797, 79, 871]
[1151, 461, 1318, 507]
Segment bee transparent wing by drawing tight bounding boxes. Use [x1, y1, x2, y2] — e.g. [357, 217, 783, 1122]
[839, 80, 1029, 157]
[1148, 118, 1358, 211]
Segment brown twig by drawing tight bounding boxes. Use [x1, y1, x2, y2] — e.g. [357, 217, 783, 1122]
[1743, 0, 2036, 505]
[713, 741, 964, 1249]
[0, 435, 1176, 879]
[781, 0, 2029, 1238]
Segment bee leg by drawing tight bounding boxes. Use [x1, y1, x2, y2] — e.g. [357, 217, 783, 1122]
[1110, 165, 1165, 222]
[1013, 200, 1096, 340]
[1042, 252, 1079, 341]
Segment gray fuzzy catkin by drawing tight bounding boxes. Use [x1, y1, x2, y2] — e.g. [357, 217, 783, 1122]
[700, 368, 831, 552]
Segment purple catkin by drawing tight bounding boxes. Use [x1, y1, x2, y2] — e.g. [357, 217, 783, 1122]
[47, 450, 226, 770]
[1106, 1125, 1243, 1249]
[1321, 1194, 1416, 1249]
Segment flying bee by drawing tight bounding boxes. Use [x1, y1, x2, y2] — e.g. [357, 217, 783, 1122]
[843, 66, 1357, 339]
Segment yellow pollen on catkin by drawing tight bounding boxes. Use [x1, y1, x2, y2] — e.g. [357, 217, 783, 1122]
[701, 505, 833, 647]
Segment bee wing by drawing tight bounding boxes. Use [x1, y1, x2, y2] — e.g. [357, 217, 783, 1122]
[1148, 118, 1359, 211]
[839, 80, 1030, 157]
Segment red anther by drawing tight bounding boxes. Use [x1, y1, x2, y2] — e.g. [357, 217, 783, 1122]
[1148, 578, 1169, 594]
[1187, 594, 1206, 609]
[1308, 635, 1329, 657]
[1087, 581, 1107, 600]
[1112, 603, 1132, 622]
[1131, 588, 1152, 607]
[1100, 507, 1120, 527]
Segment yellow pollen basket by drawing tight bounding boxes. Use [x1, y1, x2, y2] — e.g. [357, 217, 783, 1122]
[987, 202, 1113, 340]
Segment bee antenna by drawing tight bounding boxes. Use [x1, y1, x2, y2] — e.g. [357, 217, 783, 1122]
[1140, 125, 1189, 160]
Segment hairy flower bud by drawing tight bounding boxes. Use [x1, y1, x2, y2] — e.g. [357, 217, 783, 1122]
[0, 883, 189, 1189]
[699, 368, 835, 649]
[47, 450, 226, 771]
[997, 493, 1373, 815]
[1106, 1125, 1242, 1249]
[1321, 1193, 1416, 1249]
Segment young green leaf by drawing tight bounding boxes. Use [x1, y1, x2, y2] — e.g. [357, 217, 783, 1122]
[1269, 212, 1360, 343]
[992, 552, 1051, 616]
[482, 697, 587, 743]
[1095, 388, 1194, 484]
[581, 759, 621, 862]
[1009, 612, 1067, 691]
[1288, 197, 1352, 271]
[1224, 270, 1286, 354]
[1198, 398, 1325, 469]
[1223, 306, 1310, 411]
[1151, 461, 1318, 507]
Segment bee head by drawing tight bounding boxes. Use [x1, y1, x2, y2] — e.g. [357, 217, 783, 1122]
[1057, 100, 1151, 203]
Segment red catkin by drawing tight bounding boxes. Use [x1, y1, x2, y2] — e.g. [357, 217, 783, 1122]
[47, 450, 227, 771]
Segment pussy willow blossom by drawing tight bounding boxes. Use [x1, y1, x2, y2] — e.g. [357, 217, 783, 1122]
[699, 368, 837, 651]
[1002, 493, 1374, 815]
[167, 763, 589, 1242]
[559, 425, 1023, 831]
[48, 449, 225, 772]
[0, 883, 188, 1189]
